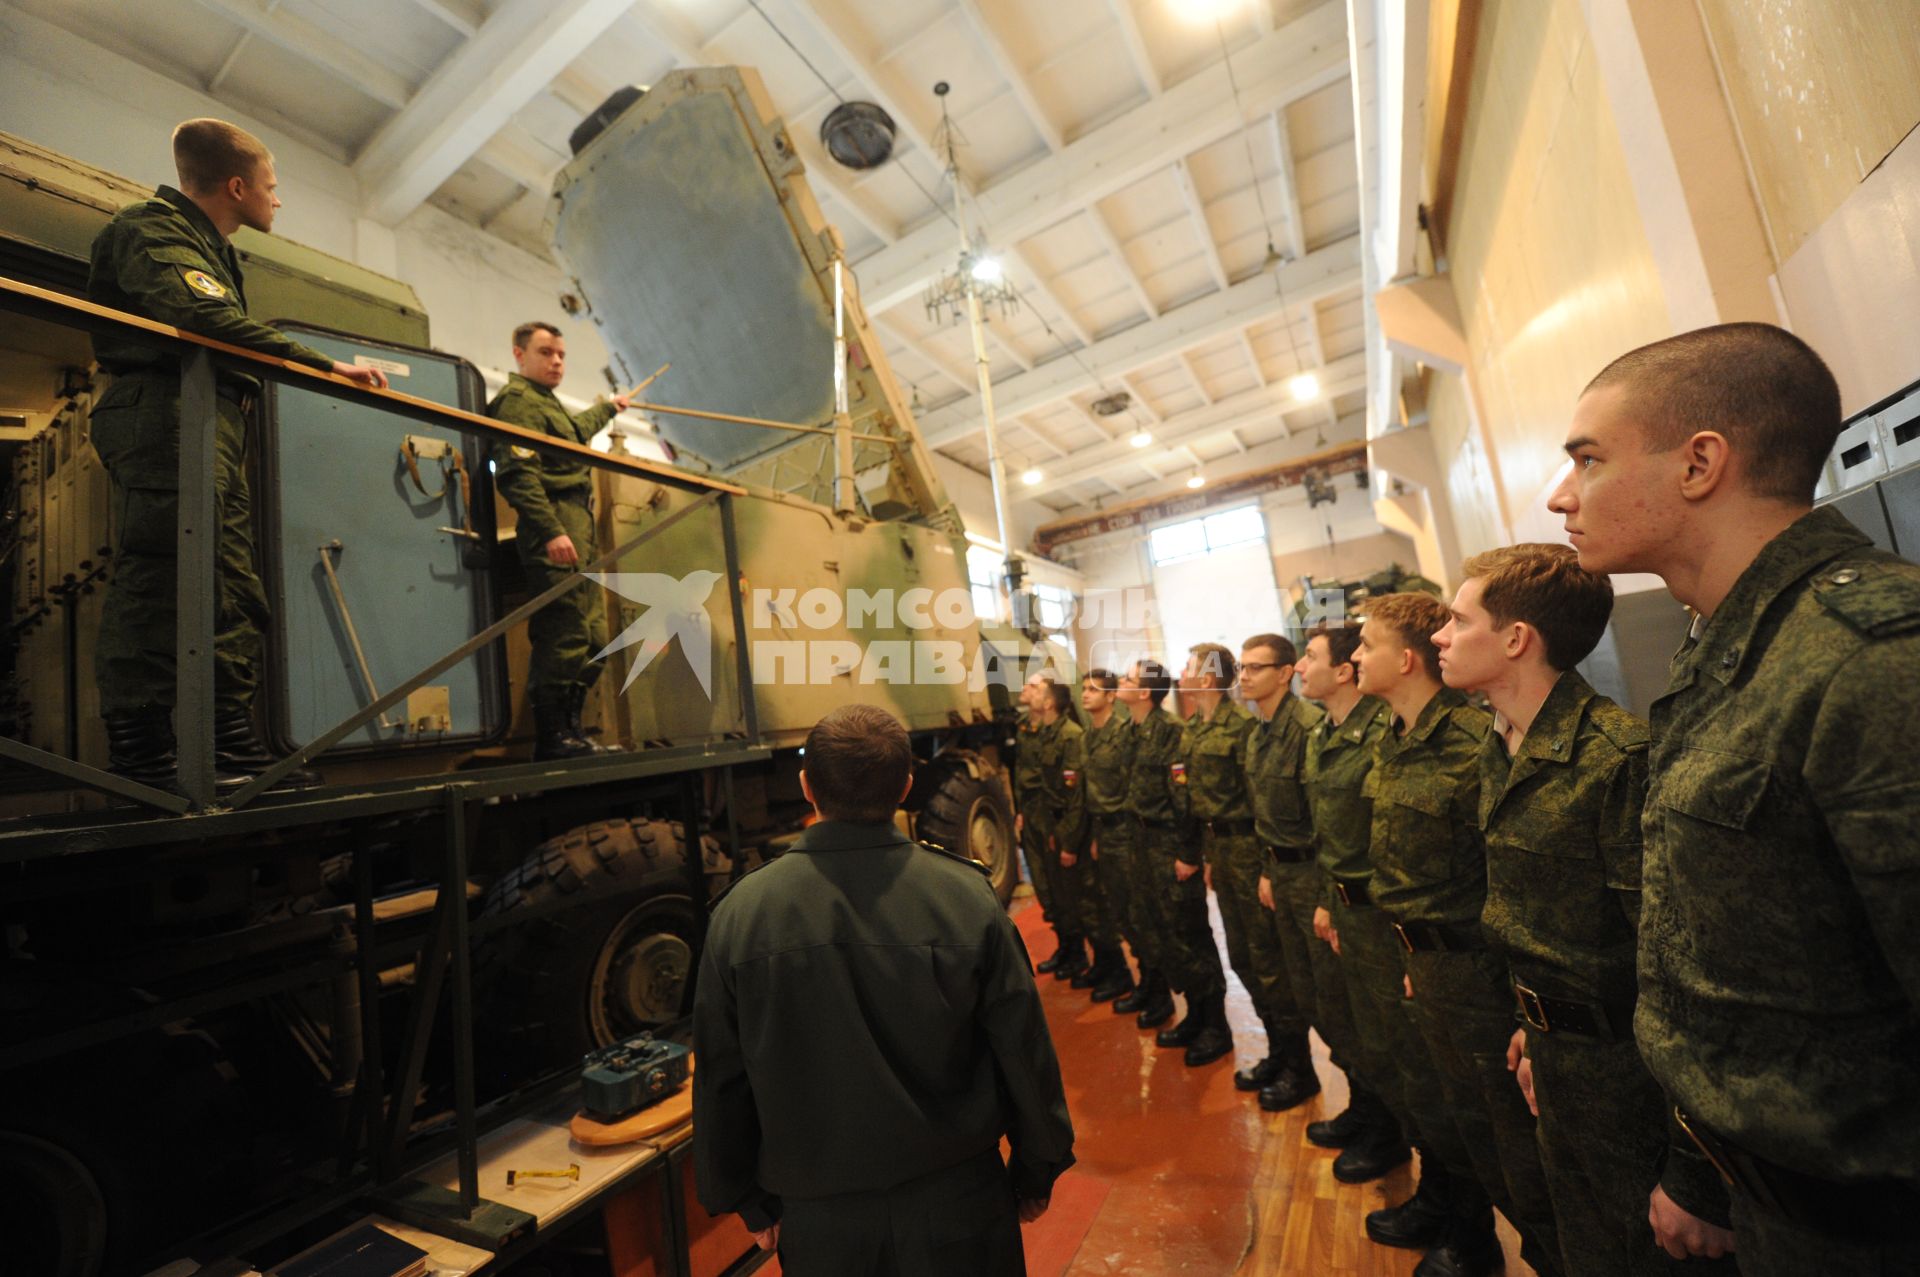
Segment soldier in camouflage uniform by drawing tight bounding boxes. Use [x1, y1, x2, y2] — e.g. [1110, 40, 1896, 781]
[1434, 546, 1734, 1277]
[1356, 593, 1560, 1277]
[1080, 669, 1139, 1006]
[488, 321, 631, 760]
[1295, 625, 1419, 1194]
[1552, 325, 1920, 1275]
[1034, 679, 1100, 988]
[1176, 643, 1280, 1080]
[1014, 675, 1083, 978]
[87, 119, 386, 789]
[1119, 660, 1225, 1047]
[1238, 633, 1335, 1113]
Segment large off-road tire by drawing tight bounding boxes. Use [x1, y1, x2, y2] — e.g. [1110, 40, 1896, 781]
[474, 819, 700, 1083]
[0, 1130, 108, 1277]
[913, 756, 1018, 905]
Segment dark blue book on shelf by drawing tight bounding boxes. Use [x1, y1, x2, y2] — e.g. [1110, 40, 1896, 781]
[272, 1224, 428, 1277]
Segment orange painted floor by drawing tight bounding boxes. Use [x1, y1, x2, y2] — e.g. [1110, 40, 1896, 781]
[1013, 893, 1533, 1277]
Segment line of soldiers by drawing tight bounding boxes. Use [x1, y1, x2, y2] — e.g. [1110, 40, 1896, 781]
[1013, 322, 1919, 1277]
[86, 118, 629, 788]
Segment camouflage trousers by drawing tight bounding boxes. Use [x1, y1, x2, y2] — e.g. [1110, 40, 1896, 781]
[1016, 799, 1057, 927]
[1529, 1031, 1739, 1277]
[1138, 826, 1224, 999]
[1334, 893, 1482, 1212]
[1203, 831, 1303, 1036]
[1266, 861, 1360, 1069]
[516, 496, 607, 707]
[91, 374, 267, 714]
[1404, 947, 1561, 1277]
[1063, 827, 1114, 946]
[1729, 1190, 1920, 1277]
[1089, 813, 1140, 959]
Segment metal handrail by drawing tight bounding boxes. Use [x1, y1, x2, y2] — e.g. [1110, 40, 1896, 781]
[0, 273, 754, 812]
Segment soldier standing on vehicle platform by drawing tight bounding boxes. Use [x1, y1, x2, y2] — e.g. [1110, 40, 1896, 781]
[87, 118, 388, 792]
[488, 321, 630, 761]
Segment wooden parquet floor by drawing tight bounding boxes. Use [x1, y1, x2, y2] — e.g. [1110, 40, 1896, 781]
[1014, 894, 1531, 1277]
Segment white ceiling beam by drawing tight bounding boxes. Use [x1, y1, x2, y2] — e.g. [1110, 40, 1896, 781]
[409, 0, 479, 39]
[954, 0, 1063, 152]
[1228, 428, 1249, 452]
[1107, 0, 1162, 96]
[207, 31, 250, 93]
[986, 325, 1034, 373]
[850, 3, 1349, 311]
[1086, 204, 1160, 320]
[1181, 351, 1216, 405]
[1008, 247, 1094, 349]
[1173, 159, 1230, 292]
[1252, 0, 1275, 34]
[920, 234, 1360, 448]
[785, 0, 946, 169]
[355, 0, 632, 226]
[877, 316, 976, 395]
[1301, 301, 1328, 369]
[474, 121, 567, 192]
[1270, 109, 1308, 262]
[1016, 418, 1070, 460]
[192, 0, 413, 109]
[1239, 330, 1269, 385]
[1020, 353, 1368, 497]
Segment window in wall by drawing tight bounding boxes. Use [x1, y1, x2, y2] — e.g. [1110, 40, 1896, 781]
[966, 544, 1003, 622]
[1149, 505, 1266, 565]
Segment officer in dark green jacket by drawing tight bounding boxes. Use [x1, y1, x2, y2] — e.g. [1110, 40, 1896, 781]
[1435, 546, 1732, 1277]
[1357, 592, 1559, 1277]
[1552, 324, 1920, 1275]
[487, 321, 631, 759]
[1080, 669, 1139, 1005]
[694, 705, 1073, 1274]
[1239, 632, 1333, 1114]
[1120, 659, 1226, 1049]
[86, 118, 385, 788]
[1175, 643, 1263, 1075]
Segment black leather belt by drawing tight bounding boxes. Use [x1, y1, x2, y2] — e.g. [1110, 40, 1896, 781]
[1266, 843, 1314, 865]
[1675, 1108, 1920, 1244]
[1200, 817, 1255, 837]
[1511, 979, 1630, 1041]
[1331, 877, 1372, 907]
[1392, 918, 1486, 952]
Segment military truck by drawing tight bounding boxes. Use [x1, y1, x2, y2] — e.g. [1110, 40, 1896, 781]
[0, 68, 1047, 1276]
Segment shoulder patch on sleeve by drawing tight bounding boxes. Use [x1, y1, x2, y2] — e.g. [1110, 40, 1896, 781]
[1814, 559, 1920, 638]
[918, 840, 992, 876]
[180, 268, 228, 299]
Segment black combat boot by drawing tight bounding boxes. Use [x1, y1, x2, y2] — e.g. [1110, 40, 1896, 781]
[1233, 1016, 1283, 1091]
[1414, 1214, 1505, 1277]
[1307, 1074, 1375, 1147]
[214, 705, 321, 789]
[1051, 937, 1090, 982]
[1035, 930, 1071, 974]
[1112, 965, 1154, 1013]
[1154, 998, 1201, 1049]
[1257, 1033, 1322, 1111]
[1132, 977, 1176, 1030]
[1332, 1094, 1412, 1182]
[534, 700, 599, 760]
[104, 707, 183, 791]
[1089, 947, 1134, 1003]
[1182, 991, 1234, 1067]
[1069, 942, 1110, 989]
[1366, 1158, 1452, 1249]
[566, 686, 616, 754]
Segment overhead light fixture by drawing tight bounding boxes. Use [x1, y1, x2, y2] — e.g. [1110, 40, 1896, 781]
[820, 101, 898, 170]
[1021, 467, 1044, 486]
[1130, 429, 1153, 448]
[969, 254, 1003, 284]
[1090, 390, 1133, 416]
[1289, 372, 1320, 401]
[1170, 0, 1245, 23]
[1186, 473, 1206, 490]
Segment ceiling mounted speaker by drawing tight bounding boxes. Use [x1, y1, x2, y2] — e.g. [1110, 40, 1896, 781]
[821, 101, 897, 169]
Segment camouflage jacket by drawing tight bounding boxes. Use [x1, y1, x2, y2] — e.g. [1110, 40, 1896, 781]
[1082, 712, 1134, 819]
[1013, 713, 1047, 804]
[1306, 695, 1392, 883]
[1180, 698, 1257, 823]
[487, 372, 617, 544]
[1124, 707, 1188, 830]
[1363, 687, 1491, 927]
[1639, 506, 1920, 1181]
[1244, 692, 1325, 857]
[1034, 716, 1087, 847]
[87, 185, 335, 388]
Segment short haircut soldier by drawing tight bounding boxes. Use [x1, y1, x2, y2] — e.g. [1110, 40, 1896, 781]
[1309, 621, 1363, 670]
[1134, 659, 1172, 707]
[171, 118, 271, 194]
[1241, 633, 1297, 666]
[1460, 543, 1614, 672]
[1189, 642, 1237, 687]
[1046, 680, 1075, 716]
[1362, 592, 1450, 680]
[1083, 668, 1119, 691]
[512, 320, 562, 350]
[802, 704, 913, 824]
[1583, 322, 1842, 502]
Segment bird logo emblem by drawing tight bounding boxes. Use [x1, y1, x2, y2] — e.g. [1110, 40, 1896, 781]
[588, 570, 725, 696]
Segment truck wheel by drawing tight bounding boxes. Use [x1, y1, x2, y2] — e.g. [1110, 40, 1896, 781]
[0, 1131, 108, 1277]
[914, 761, 1018, 905]
[475, 819, 698, 1079]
